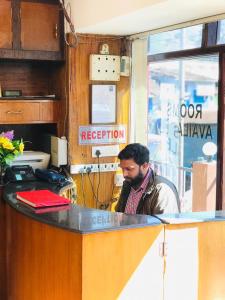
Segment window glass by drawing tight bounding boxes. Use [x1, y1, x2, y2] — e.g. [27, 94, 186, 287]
[217, 20, 225, 44]
[147, 55, 218, 212]
[148, 25, 203, 55]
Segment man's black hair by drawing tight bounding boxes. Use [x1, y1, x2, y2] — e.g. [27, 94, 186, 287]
[118, 143, 149, 165]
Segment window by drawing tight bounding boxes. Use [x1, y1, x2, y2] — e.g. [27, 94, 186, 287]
[132, 20, 225, 210]
[217, 19, 225, 44]
[147, 55, 219, 212]
[148, 24, 203, 55]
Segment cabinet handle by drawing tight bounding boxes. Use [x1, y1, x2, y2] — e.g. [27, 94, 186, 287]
[55, 24, 58, 39]
[6, 111, 22, 114]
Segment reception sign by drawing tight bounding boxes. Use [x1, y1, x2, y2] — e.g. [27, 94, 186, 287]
[79, 125, 127, 145]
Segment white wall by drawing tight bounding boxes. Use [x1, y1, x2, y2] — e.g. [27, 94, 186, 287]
[64, 0, 225, 35]
[65, 0, 164, 29]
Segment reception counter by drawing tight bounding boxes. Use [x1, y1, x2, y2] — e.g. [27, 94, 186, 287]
[4, 181, 164, 300]
[3, 182, 225, 300]
[4, 181, 161, 234]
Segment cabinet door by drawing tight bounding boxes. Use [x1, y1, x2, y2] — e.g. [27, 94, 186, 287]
[0, 102, 40, 123]
[21, 2, 60, 51]
[0, 0, 12, 49]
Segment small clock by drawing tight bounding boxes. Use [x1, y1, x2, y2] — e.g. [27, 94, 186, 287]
[100, 43, 109, 55]
[2, 90, 22, 97]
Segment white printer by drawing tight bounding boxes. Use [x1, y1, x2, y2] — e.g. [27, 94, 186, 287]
[11, 151, 50, 170]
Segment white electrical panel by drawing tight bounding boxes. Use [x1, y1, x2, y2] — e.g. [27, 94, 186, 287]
[90, 54, 120, 81]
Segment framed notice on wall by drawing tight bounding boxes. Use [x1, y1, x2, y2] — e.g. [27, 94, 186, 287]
[91, 84, 116, 124]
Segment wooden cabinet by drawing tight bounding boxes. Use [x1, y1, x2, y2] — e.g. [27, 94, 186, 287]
[0, 60, 64, 128]
[0, 0, 12, 49]
[40, 101, 59, 122]
[0, 100, 59, 124]
[21, 2, 60, 52]
[0, 0, 64, 60]
[0, 102, 40, 123]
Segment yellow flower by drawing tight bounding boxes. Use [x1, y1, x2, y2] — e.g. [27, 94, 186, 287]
[19, 142, 24, 153]
[0, 136, 9, 145]
[2, 140, 14, 150]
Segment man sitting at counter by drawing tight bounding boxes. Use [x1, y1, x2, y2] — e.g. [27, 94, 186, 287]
[115, 143, 179, 215]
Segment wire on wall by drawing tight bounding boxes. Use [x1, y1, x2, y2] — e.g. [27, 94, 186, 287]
[80, 172, 86, 207]
[59, 1, 126, 47]
[63, 42, 69, 138]
[81, 166, 120, 210]
[87, 169, 99, 208]
[59, 0, 78, 48]
[96, 152, 101, 205]
[77, 35, 124, 45]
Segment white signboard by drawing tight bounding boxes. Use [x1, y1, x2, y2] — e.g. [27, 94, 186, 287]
[79, 125, 126, 145]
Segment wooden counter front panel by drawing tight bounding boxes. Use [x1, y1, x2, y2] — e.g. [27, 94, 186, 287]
[0, 102, 40, 123]
[6, 206, 82, 300]
[0, 0, 12, 49]
[83, 226, 164, 300]
[6, 203, 164, 300]
[164, 222, 225, 300]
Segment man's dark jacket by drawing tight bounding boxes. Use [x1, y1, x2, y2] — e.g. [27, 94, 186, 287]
[115, 171, 180, 215]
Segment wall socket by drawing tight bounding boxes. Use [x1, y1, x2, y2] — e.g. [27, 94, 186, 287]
[70, 163, 119, 174]
[92, 145, 120, 158]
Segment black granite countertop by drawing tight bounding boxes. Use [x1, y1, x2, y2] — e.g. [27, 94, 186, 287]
[3, 181, 161, 233]
[155, 211, 225, 223]
[5, 181, 225, 233]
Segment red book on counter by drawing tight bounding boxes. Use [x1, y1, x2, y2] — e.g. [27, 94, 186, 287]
[33, 205, 70, 214]
[16, 189, 70, 208]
